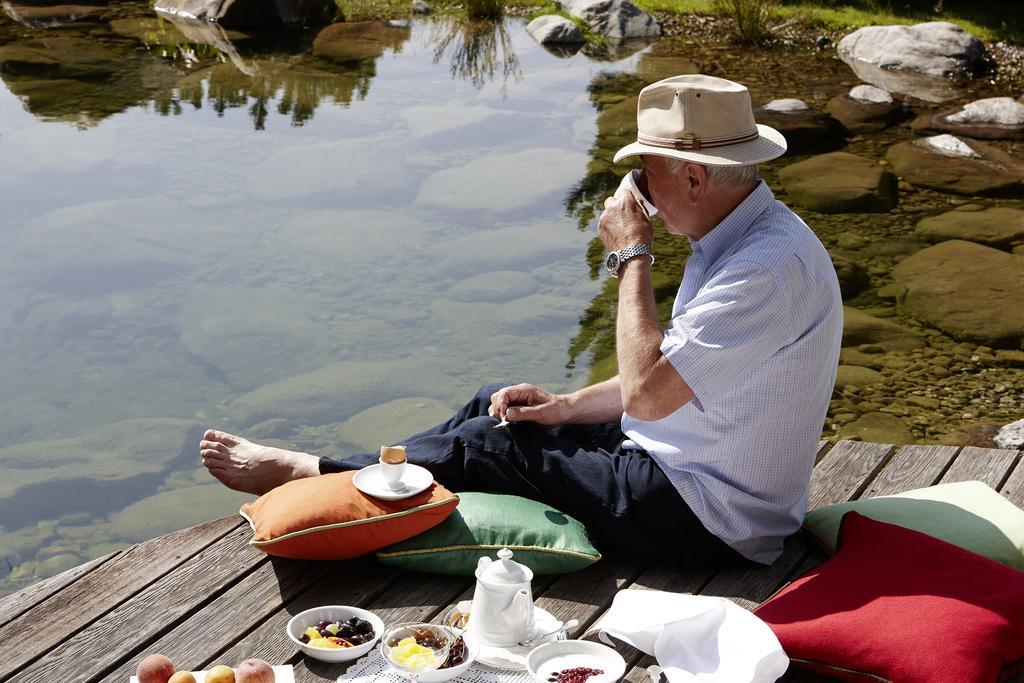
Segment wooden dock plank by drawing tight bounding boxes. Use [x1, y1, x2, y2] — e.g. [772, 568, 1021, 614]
[10, 524, 263, 683]
[941, 446, 1020, 489]
[0, 515, 241, 681]
[861, 444, 959, 497]
[1000, 457, 1024, 507]
[807, 441, 894, 509]
[0, 551, 118, 631]
[104, 556, 336, 682]
[533, 552, 648, 637]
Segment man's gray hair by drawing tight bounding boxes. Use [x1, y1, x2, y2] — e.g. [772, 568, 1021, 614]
[665, 158, 760, 189]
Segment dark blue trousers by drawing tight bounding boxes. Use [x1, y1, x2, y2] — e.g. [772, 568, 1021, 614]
[320, 384, 747, 569]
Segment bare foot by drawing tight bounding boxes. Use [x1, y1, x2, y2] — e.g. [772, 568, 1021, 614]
[200, 429, 321, 495]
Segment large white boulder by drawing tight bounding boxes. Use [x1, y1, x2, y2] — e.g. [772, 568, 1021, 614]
[838, 21, 984, 77]
[836, 22, 984, 102]
[558, 0, 659, 41]
[527, 15, 585, 45]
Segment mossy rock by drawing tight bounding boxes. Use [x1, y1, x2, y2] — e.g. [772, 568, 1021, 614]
[885, 137, 1024, 197]
[915, 206, 1024, 250]
[893, 240, 1024, 349]
[778, 152, 896, 214]
[842, 307, 925, 352]
[839, 412, 914, 445]
[834, 365, 884, 389]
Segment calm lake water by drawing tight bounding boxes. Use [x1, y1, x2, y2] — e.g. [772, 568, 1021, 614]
[1, 4, 1021, 596]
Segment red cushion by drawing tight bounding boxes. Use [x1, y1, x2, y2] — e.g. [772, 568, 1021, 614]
[754, 512, 1024, 683]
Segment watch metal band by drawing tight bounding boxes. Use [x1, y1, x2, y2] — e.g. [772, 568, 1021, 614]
[608, 243, 655, 278]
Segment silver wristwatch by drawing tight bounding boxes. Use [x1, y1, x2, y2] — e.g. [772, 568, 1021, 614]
[605, 243, 655, 278]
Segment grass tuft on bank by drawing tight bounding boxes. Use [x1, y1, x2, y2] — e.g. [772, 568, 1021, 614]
[634, 0, 1021, 44]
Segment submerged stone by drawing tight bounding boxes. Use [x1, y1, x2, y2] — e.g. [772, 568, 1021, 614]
[335, 397, 457, 452]
[415, 148, 589, 214]
[0, 36, 122, 79]
[916, 206, 1024, 250]
[312, 21, 410, 63]
[755, 99, 838, 152]
[842, 307, 925, 352]
[911, 97, 1024, 140]
[827, 85, 907, 134]
[885, 136, 1024, 196]
[105, 483, 250, 542]
[839, 412, 915, 445]
[830, 253, 870, 299]
[893, 240, 1024, 348]
[778, 152, 896, 213]
[834, 365, 883, 389]
[0, 418, 203, 529]
[228, 358, 459, 427]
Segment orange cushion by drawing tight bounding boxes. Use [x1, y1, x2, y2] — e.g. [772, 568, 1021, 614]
[239, 472, 459, 560]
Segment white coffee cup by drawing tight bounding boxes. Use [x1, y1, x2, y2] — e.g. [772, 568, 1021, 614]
[618, 169, 658, 217]
[379, 445, 407, 490]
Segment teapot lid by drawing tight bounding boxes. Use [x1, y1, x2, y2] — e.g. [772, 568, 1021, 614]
[477, 548, 533, 585]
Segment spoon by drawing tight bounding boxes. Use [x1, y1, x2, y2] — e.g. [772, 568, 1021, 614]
[517, 618, 579, 647]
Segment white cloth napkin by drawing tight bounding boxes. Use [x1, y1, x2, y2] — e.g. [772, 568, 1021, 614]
[589, 590, 788, 683]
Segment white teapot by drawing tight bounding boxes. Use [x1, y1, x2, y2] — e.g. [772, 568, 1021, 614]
[468, 548, 536, 647]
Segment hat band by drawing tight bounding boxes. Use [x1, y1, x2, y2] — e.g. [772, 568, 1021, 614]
[637, 129, 760, 151]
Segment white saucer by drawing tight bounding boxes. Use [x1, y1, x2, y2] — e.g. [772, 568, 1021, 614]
[473, 606, 564, 670]
[353, 463, 433, 500]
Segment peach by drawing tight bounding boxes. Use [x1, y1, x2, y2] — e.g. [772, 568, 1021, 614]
[167, 672, 197, 683]
[235, 658, 275, 683]
[205, 664, 235, 683]
[136, 654, 175, 683]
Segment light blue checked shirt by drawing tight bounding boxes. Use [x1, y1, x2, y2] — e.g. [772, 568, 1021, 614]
[622, 181, 843, 564]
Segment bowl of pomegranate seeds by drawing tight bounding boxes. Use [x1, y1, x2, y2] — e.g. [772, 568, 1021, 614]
[526, 640, 625, 683]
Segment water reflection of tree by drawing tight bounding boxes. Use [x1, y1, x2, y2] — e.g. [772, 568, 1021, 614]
[430, 16, 521, 91]
[167, 59, 377, 129]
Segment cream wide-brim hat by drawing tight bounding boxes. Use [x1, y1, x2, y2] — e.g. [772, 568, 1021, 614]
[613, 74, 787, 166]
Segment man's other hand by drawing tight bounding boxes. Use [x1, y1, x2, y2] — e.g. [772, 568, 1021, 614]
[489, 383, 570, 426]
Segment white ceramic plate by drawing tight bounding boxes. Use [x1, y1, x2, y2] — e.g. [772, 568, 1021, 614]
[527, 640, 626, 683]
[474, 606, 564, 671]
[352, 463, 433, 500]
[130, 665, 293, 682]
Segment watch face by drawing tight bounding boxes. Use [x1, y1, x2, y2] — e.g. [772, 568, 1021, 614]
[605, 252, 620, 273]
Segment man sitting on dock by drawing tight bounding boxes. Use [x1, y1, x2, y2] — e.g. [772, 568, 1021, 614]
[201, 75, 843, 569]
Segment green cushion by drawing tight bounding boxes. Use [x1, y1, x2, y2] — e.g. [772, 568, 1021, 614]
[375, 492, 601, 575]
[804, 480, 1024, 570]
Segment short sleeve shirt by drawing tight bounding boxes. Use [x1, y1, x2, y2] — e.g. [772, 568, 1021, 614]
[621, 181, 843, 564]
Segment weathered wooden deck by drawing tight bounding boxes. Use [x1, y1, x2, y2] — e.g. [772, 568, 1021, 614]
[2, 439, 1022, 683]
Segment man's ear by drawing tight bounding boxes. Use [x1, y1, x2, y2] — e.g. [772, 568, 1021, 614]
[686, 163, 706, 192]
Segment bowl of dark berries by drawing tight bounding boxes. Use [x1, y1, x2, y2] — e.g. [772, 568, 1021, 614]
[526, 640, 625, 683]
[286, 605, 384, 663]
